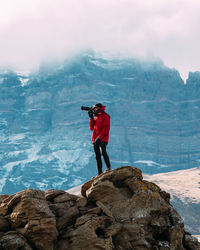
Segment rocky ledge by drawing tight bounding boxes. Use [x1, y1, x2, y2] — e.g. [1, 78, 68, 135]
[0, 166, 199, 250]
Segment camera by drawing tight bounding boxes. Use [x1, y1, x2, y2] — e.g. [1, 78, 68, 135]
[81, 106, 95, 118]
[81, 106, 94, 111]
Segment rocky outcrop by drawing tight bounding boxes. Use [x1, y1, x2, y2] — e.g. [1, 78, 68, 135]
[0, 166, 199, 249]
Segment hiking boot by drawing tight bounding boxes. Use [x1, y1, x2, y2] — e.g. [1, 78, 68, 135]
[104, 169, 111, 173]
[91, 172, 102, 179]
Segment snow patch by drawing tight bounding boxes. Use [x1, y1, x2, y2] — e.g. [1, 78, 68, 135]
[145, 167, 200, 203]
[111, 159, 129, 164]
[52, 149, 92, 172]
[95, 80, 116, 87]
[135, 160, 166, 168]
[8, 151, 24, 157]
[0, 144, 42, 192]
[19, 77, 29, 87]
[9, 134, 26, 142]
[66, 185, 82, 195]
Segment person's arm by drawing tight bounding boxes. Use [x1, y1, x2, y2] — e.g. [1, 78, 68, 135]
[89, 118, 95, 131]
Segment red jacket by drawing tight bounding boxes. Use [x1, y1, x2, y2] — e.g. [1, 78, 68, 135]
[89, 106, 110, 144]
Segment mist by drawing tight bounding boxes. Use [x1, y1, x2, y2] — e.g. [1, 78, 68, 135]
[1, 0, 200, 80]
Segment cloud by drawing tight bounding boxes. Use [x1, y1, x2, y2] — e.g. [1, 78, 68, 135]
[0, 0, 200, 79]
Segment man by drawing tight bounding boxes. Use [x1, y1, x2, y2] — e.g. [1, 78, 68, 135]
[88, 103, 111, 175]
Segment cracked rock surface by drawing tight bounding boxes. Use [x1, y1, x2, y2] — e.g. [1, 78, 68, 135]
[0, 166, 199, 249]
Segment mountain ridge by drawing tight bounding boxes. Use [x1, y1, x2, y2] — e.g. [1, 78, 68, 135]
[1, 52, 200, 194]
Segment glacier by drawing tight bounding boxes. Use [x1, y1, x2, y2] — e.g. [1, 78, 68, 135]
[0, 52, 200, 194]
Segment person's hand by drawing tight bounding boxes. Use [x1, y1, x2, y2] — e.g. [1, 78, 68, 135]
[94, 137, 101, 146]
[88, 110, 93, 118]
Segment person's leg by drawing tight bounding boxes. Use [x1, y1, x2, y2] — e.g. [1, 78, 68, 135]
[100, 142, 111, 170]
[93, 144, 103, 175]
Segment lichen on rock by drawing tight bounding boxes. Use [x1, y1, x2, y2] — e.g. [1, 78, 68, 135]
[0, 166, 199, 250]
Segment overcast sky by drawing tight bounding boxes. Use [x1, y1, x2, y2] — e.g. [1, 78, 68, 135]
[1, 0, 200, 80]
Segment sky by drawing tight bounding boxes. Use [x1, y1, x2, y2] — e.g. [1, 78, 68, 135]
[1, 0, 200, 80]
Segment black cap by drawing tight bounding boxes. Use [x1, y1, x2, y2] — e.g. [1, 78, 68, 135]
[94, 103, 102, 108]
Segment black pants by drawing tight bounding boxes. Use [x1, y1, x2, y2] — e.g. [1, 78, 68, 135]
[93, 141, 111, 175]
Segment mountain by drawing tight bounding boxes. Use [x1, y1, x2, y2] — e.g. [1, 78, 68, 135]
[0, 51, 200, 194]
[144, 167, 200, 238]
[0, 166, 199, 250]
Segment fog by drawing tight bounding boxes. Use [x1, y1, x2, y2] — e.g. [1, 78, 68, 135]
[1, 0, 200, 80]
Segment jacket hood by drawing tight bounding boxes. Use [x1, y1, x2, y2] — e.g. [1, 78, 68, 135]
[101, 105, 106, 112]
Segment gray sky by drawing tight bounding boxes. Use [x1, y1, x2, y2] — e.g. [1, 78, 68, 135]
[1, 0, 200, 80]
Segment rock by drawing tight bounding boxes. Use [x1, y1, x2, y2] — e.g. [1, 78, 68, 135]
[49, 201, 75, 217]
[0, 231, 32, 250]
[81, 179, 94, 197]
[53, 192, 78, 203]
[0, 166, 199, 250]
[0, 215, 9, 232]
[76, 197, 87, 207]
[0, 195, 9, 204]
[87, 207, 101, 215]
[104, 223, 122, 237]
[96, 201, 114, 219]
[169, 208, 184, 227]
[80, 166, 199, 249]
[44, 189, 65, 201]
[57, 215, 114, 250]
[168, 225, 184, 249]
[2, 189, 58, 250]
[0, 194, 16, 216]
[56, 206, 79, 231]
[75, 213, 94, 227]
[183, 233, 200, 249]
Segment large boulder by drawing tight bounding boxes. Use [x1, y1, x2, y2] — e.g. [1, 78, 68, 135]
[0, 166, 199, 250]
[0, 231, 32, 250]
[0, 189, 58, 250]
[80, 166, 199, 250]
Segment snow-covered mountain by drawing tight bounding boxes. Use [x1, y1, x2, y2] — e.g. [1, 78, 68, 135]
[0, 51, 200, 194]
[145, 167, 200, 236]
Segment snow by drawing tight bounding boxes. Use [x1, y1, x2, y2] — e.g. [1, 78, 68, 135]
[66, 184, 82, 196]
[194, 235, 200, 241]
[135, 160, 166, 168]
[53, 149, 92, 168]
[111, 159, 129, 164]
[0, 144, 42, 192]
[20, 77, 29, 87]
[8, 151, 24, 157]
[9, 134, 26, 142]
[144, 167, 200, 203]
[122, 77, 136, 80]
[95, 80, 116, 87]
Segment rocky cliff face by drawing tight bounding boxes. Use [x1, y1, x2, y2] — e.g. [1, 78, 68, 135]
[1, 53, 200, 194]
[0, 166, 199, 250]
